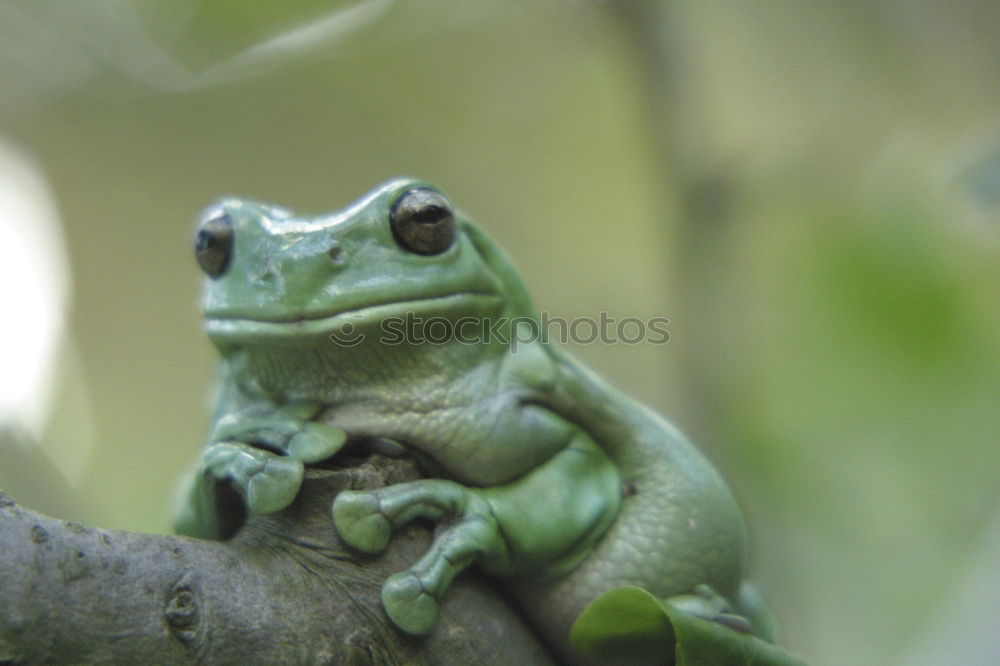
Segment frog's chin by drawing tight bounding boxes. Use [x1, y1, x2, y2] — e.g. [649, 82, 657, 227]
[203, 292, 505, 345]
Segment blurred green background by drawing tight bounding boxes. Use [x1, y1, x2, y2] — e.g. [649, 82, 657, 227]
[1, 2, 998, 664]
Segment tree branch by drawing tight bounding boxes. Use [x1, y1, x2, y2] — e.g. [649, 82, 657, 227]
[0, 456, 555, 665]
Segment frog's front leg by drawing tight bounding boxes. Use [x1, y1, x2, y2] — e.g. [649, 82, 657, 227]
[175, 400, 347, 539]
[207, 401, 348, 511]
[332, 430, 622, 635]
[210, 400, 346, 463]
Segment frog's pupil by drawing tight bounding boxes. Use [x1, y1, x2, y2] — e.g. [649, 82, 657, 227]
[413, 205, 446, 224]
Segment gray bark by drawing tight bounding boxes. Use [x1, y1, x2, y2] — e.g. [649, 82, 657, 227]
[0, 456, 555, 665]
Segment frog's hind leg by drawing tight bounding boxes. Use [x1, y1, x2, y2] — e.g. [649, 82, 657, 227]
[332, 480, 505, 634]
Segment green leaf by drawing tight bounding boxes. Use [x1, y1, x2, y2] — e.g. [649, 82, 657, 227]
[570, 585, 677, 664]
[570, 586, 808, 666]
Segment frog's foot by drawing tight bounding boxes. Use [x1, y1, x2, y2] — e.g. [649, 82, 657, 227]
[211, 401, 347, 464]
[383, 513, 499, 634]
[202, 441, 305, 515]
[332, 480, 467, 554]
[332, 480, 503, 635]
[330, 491, 392, 554]
[665, 584, 753, 634]
[381, 573, 438, 635]
[203, 402, 348, 515]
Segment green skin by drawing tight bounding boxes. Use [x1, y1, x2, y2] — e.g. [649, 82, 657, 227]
[174, 178, 756, 657]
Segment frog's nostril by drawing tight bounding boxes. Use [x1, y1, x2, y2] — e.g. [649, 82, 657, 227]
[253, 270, 276, 285]
[327, 244, 345, 265]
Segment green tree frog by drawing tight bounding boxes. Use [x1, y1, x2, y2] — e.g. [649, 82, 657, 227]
[174, 178, 762, 660]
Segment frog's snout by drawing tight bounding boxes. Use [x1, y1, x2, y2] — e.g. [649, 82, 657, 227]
[247, 236, 348, 291]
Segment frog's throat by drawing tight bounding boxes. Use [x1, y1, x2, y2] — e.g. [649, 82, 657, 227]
[202, 292, 505, 341]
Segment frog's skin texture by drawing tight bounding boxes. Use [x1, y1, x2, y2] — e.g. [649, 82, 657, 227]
[174, 178, 754, 659]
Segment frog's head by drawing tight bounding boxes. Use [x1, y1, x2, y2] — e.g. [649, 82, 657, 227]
[194, 178, 535, 348]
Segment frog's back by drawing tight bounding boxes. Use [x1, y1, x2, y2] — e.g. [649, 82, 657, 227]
[513, 348, 749, 657]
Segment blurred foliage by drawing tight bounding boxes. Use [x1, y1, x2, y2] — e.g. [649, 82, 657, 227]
[0, 2, 998, 664]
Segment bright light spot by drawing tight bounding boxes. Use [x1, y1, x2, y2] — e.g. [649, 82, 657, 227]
[0, 139, 69, 440]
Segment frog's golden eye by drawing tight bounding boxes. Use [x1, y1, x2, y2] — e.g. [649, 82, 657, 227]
[389, 188, 455, 256]
[194, 211, 234, 278]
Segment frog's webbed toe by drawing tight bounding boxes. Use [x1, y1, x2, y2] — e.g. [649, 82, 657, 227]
[202, 441, 304, 515]
[331, 490, 393, 554]
[285, 422, 348, 463]
[244, 455, 304, 514]
[382, 572, 439, 635]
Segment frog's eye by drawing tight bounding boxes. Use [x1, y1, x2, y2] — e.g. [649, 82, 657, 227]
[389, 188, 456, 256]
[194, 211, 234, 278]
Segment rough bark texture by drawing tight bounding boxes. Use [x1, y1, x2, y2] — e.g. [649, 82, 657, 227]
[0, 455, 556, 665]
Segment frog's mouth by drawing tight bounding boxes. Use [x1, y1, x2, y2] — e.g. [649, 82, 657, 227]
[203, 291, 504, 341]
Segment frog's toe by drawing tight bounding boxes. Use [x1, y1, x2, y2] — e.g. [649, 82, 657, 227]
[382, 572, 439, 636]
[245, 456, 304, 514]
[202, 441, 247, 480]
[287, 423, 347, 463]
[666, 585, 752, 634]
[713, 613, 753, 634]
[332, 491, 391, 554]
